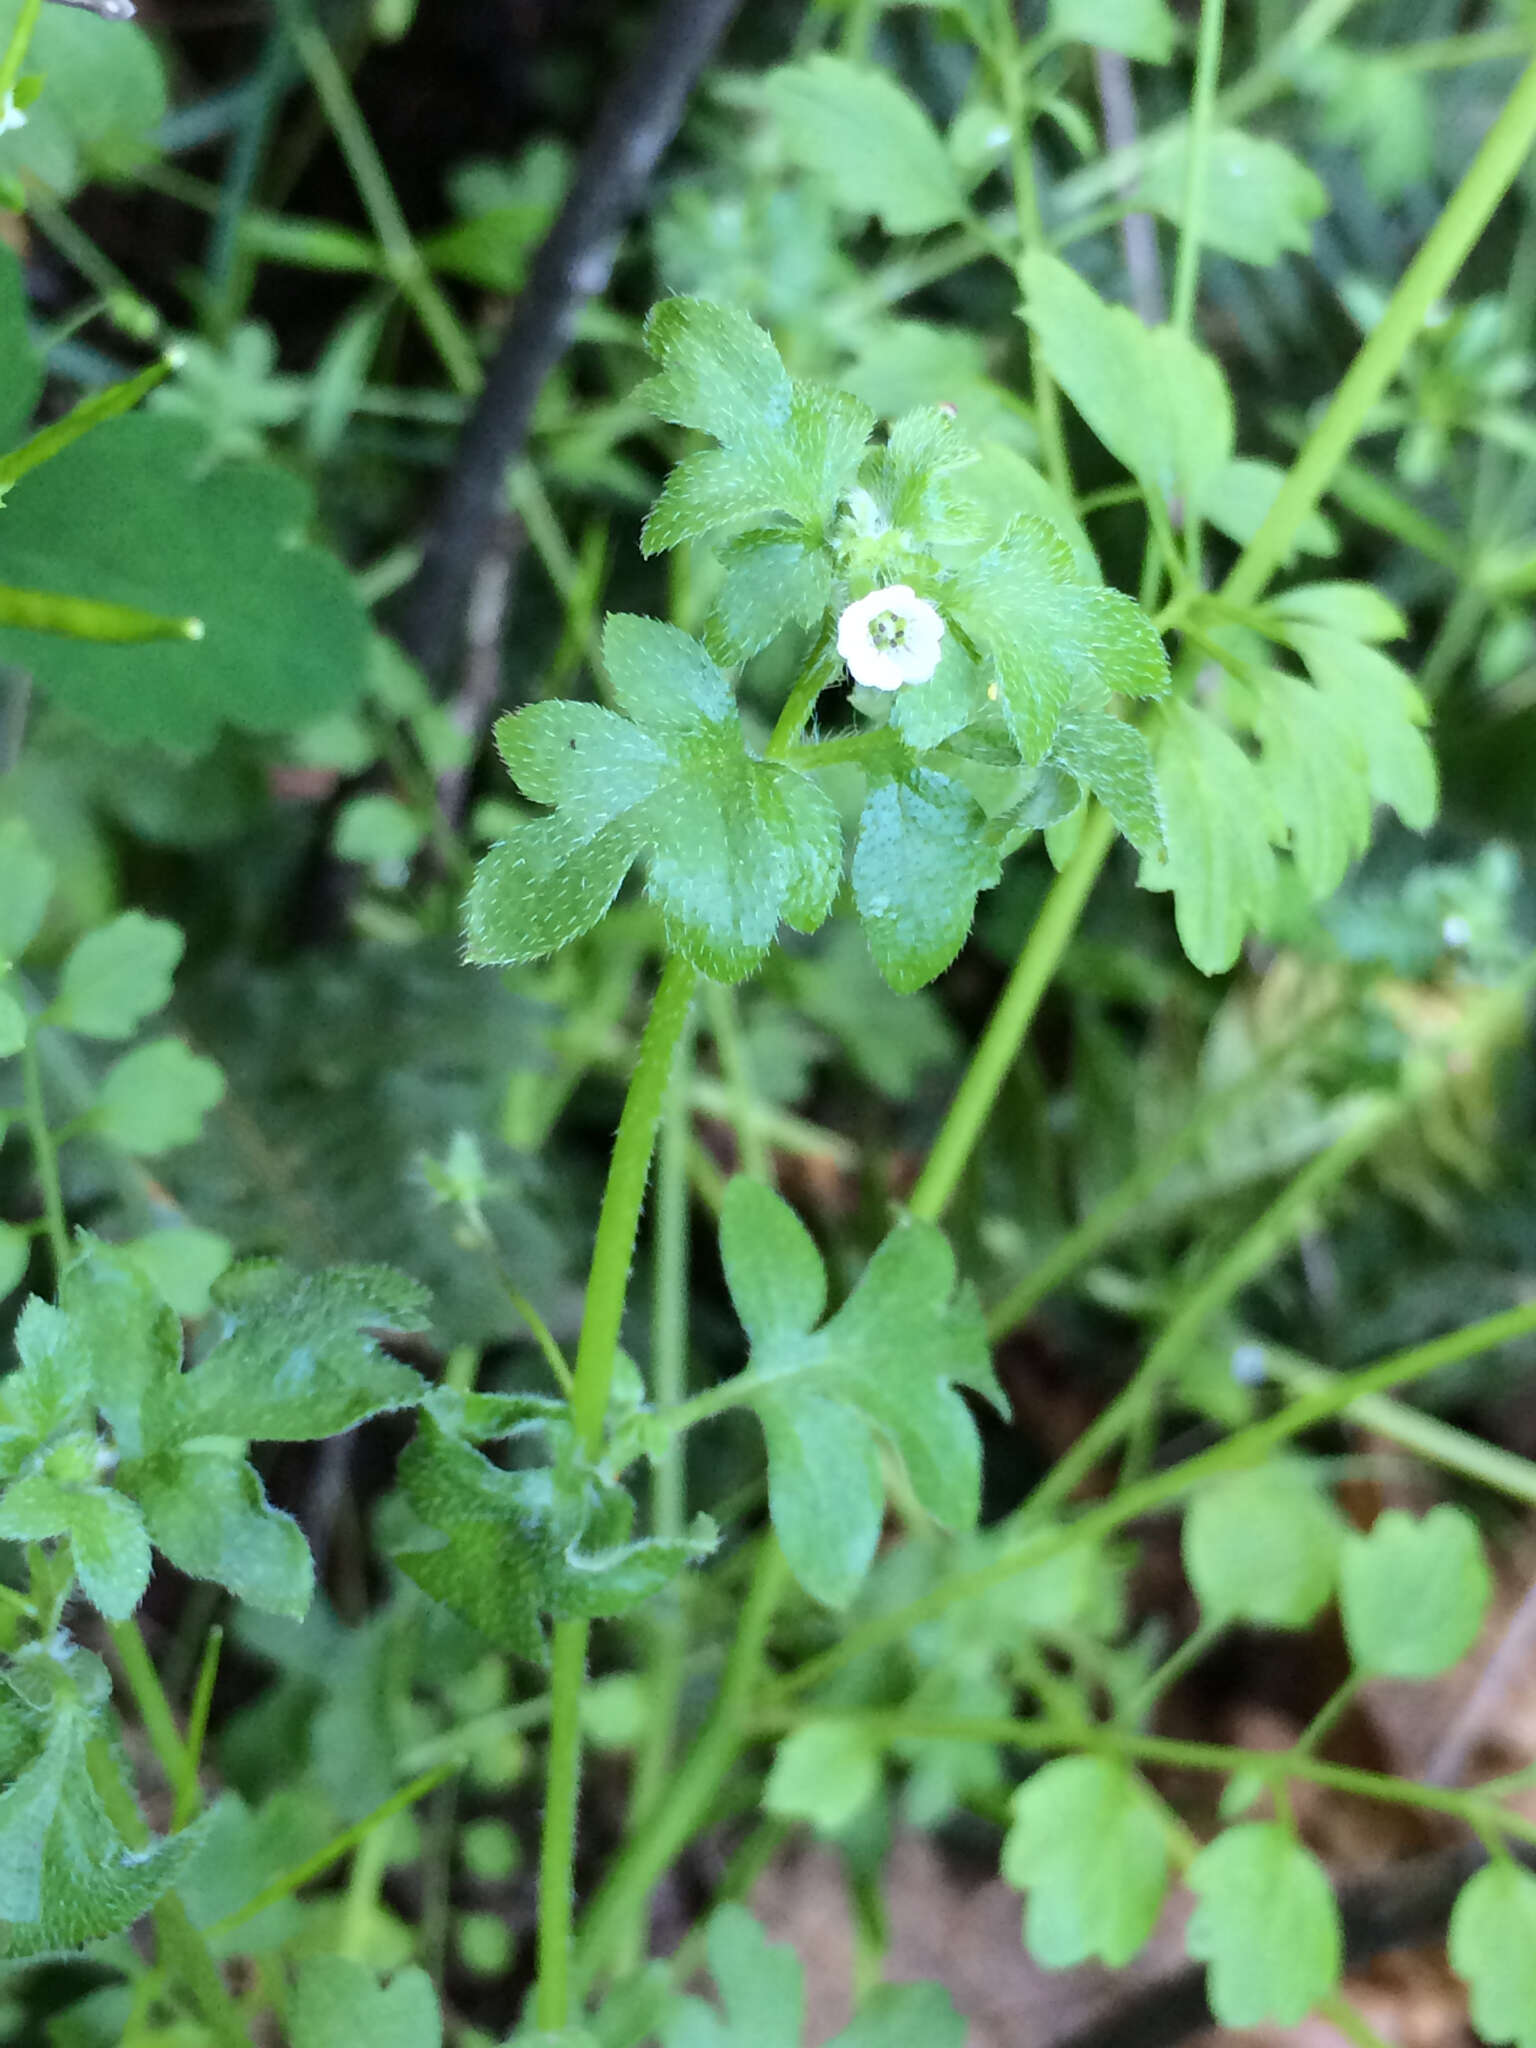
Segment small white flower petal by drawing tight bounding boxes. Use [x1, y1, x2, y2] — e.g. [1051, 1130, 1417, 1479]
[0, 94, 27, 138]
[836, 584, 947, 694]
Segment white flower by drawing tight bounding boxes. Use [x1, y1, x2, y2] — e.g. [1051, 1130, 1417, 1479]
[0, 93, 27, 138]
[836, 584, 945, 693]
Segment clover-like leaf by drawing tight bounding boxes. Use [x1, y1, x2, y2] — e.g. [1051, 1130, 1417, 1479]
[1003, 1757, 1168, 1969]
[1448, 1861, 1536, 2048]
[716, 1178, 997, 1607]
[393, 1412, 711, 1665]
[1339, 1505, 1491, 1678]
[291, 1957, 442, 2048]
[852, 765, 1002, 991]
[761, 55, 968, 236]
[50, 911, 182, 1040]
[1185, 1823, 1342, 2026]
[948, 517, 1168, 763]
[92, 1037, 226, 1155]
[1184, 1462, 1344, 1630]
[466, 615, 841, 981]
[0, 417, 369, 752]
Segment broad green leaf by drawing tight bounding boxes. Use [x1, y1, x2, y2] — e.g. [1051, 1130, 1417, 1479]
[0, 417, 369, 752]
[661, 1906, 802, 2048]
[50, 911, 182, 1039]
[291, 1957, 441, 2048]
[1448, 1861, 1536, 2048]
[1050, 0, 1175, 61]
[1020, 254, 1233, 508]
[1266, 583, 1406, 644]
[0, 0, 166, 199]
[125, 1445, 315, 1617]
[1003, 1757, 1168, 1968]
[704, 532, 832, 664]
[1254, 673, 1371, 899]
[1136, 132, 1328, 267]
[1285, 626, 1437, 831]
[1141, 700, 1280, 974]
[763, 1722, 882, 1834]
[638, 298, 871, 560]
[0, 985, 23, 1058]
[1183, 1463, 1343, 1629]
[0, 816, 53, 957]
[56, 1244, 182, 1462]
[761, 56, 966, 235]
[466, 616, 841, 981]
[116, 1226, 233, 1318]
[717, 1179, 996, 1606]
[92, 1037, 226, 1154]
[1185, 1823, 1342, 2025]
[175, 1262, 430, 1442]
[0, 1474, 150, 1618]
[826, 1984, 965, 2048]
[394, 1413, 710, 1664]
[852, 766, 1001, 991]
[948, 517, 1168, 762]
[1339, 1505, 1490, 1678]
[1051, 710, 1163, 856]
[0, 245, 42, 447]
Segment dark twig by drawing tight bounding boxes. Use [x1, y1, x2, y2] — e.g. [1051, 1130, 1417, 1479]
[437, 509, 522, 828]
[1053, 1839, 1536, 2048]
[395, 0, 744, 683]
[1092, 49, 1165, 328]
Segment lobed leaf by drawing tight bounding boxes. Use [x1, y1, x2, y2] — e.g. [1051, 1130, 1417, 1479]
[1004, 1756, 1168, 1968]
[1339, 1505, 1491, 1678]
[761, 55, 967, 236]
[1185, 1823, 1342, 2025]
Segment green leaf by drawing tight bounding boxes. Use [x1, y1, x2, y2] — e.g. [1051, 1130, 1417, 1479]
[1448, 1861, 1536, 2048]
[125, 1445, 315, 1617]
[0, 985, 23, 1058]
[0, 1652, 200, 1959]
[1196, 458, 1338, 561]
[0, 1223, 27, 1299]
[638, 298, 871, 562]
[763, 1722, 882, 1834]
[1050, 0, 1175, 60]
[116, 1226, 233, 1318]
[852, 766, 1001, 991]
[1339, 1505, 1491, 1678]
[1141, 700, 1280, 974]
[1183, 1462, 1343, 1629]
[92, 1037, 226, 1154]
[176, 1262, 431, 1442]
[1253, 673, 1372, 900]
[0, 816, 53, 957]
[291, 1957, 442, 2048]
[51, 911, 182, 1039]
[56, 1244, 181, 1462]
[394, 1413, 710, 1664]
[1266, 582, 1406, 644]
[1051, 710, 1163, 857]
[826, 1984, 965, 2048]
[0, 1474, 150, 1618]
[1136, 132, 1328, 267]
[1002, 1756, 1168, 1969]
[0, 417, 369, 753]
[717, 1179, 996, 1606]
[704, 533, 832, 664]
[1020, 254, 1233, 508]
[1285, 626, 1437, 832]
[0, 1295, 92, 1461]
[335, 792, 426, 869]
[0, 245, 42, 447]
[949, 517, 1168, 763]
[0, 0, 166, 199]
[1185, 1823, 1342, 2025]
[761, 56, 967, 235]
[466, 616, 841, 981]
[661, 1906, 802, 2048]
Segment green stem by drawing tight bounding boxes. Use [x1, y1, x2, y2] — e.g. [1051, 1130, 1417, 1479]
[19, 1029, 68, 1278]
[1170, 0, 1226, 336]
[0, 0, 41, 100]
[766, 630, 839, 759]
[781, 1709, 1536, 1848]
[776, 1293, 1536, 1697]
[908, 806, 1116, 1223]
[175, 1626, 222, 1831]
[277, 0, 480, 396]
[1224, 53, 1536, 607]
[986, 1003, 1339, 1338]
[536, 954, 698, 2026]
[108, 1619, 197, 1821]
[1295, 1668, 1367, 1756]
[573, 1536, 788, 1995]
[1120, 1614, 1224, 1727]
[1319, 1993, 1397, 2048]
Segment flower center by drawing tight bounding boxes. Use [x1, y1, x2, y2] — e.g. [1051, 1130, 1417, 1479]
[868, 610, 910, 653]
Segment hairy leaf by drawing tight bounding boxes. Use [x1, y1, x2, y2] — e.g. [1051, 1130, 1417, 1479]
[852, 766, 1001, 991]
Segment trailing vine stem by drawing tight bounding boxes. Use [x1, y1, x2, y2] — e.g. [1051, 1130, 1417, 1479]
[536, 953, 698, 2030]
